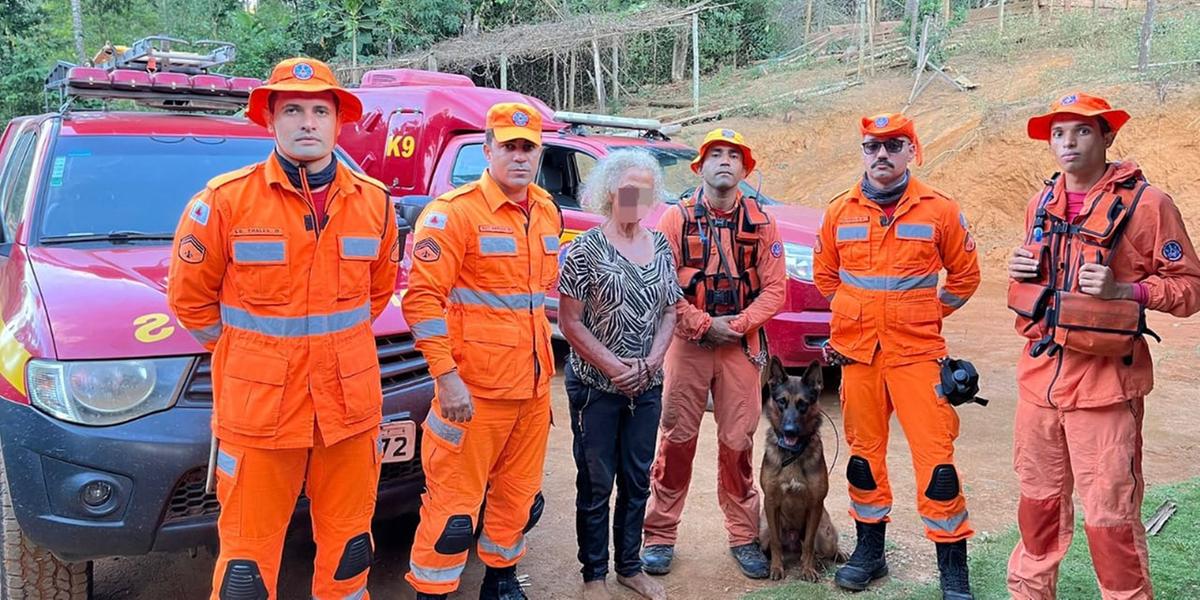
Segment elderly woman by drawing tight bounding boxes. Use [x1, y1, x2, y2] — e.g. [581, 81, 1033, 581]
[559, 149, 679, 600]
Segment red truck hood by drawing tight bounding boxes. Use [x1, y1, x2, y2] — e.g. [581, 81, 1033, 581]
[28, 246, 408, 360]
[762, 203, 822, 243]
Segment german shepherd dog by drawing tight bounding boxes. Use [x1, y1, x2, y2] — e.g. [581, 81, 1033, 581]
[759, 357, 847, 581]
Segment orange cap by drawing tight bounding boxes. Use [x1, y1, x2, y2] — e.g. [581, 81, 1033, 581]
[860, 113, 923, 166]
[246, 58, 362, 128]
[486, 102, 542, 145]
[1027, 92, 1130, 141]
[690, 128, 756, 175]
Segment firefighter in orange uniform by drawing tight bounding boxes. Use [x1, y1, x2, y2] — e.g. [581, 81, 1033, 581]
[1006, 93, 1200, 600]
[402, 102, 560, 600]
[167, 58, 399, 600]
[640, 128, 787, 580]
[813, 113, 980, 598]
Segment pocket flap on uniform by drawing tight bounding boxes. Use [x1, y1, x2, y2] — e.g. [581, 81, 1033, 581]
[542, 235, 560, 254]
[462, 321, 520, 347]
[898, 300, 942, 324]
[339, 236, 380, 261]
[224, 351, 288, 386]
[337, 342, 380, 378]
[232, 238, 287, 265]
[830, 292, 861, 320]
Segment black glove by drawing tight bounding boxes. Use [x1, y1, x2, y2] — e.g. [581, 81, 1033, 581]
[939, 358, 988, 407]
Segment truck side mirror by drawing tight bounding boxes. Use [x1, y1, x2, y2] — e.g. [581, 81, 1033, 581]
[394, 195, 433, 229]
[391, 195, 434, 261]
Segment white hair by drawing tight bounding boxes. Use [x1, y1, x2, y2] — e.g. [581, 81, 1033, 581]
[579, 149, 666, 217]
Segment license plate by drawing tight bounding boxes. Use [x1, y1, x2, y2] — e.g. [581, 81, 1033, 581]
[380, 420, 417, 463]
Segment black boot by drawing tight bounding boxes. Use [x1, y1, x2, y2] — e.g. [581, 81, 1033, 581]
[479, 565, 528, 600]
[936, 540, 973, 600]
[416, 594, 448, 600]
[834, 520, 889, 591]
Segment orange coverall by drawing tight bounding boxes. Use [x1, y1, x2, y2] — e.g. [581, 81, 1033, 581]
[402, 169, 560, 595]
[642, 194, 787, 548]
[1007, 161, 1200, 599]
[813, 175, 981, 543]
[168, 155, 399, 599]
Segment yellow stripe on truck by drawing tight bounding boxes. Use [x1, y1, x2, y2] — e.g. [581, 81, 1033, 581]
[0, 318, 30, 397]
[560, 229, 582, 244]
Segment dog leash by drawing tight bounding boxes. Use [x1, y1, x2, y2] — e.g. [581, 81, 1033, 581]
[820, 409, 840, 477]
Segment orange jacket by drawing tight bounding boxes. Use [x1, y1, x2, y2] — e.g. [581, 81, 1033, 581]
[403, 170, 560, 400]
[814, 176, 981, 366]
[1013, 161, 1200, 409]
[656, 193, 787, 344]
[167, 156, 399, 449]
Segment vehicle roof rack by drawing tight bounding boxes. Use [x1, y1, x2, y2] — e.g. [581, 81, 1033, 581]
[45, 36, 260, 114]
[554, 111, 680, 141]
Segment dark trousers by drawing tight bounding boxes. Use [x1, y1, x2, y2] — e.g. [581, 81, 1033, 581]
[565, 362, 662, 582]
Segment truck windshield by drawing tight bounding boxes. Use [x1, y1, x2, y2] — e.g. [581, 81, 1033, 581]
[37, 135, 272, 242]
[610, 145, 778, 205]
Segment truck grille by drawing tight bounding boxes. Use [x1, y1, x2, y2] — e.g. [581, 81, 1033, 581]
[179, 333, 431, 405]
[163, 468, 220, 523]
[162, 461, 423, 524]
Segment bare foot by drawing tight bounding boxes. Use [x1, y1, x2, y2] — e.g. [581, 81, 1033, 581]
[617, 572, 666, 600]
[583, 579, 610, 600]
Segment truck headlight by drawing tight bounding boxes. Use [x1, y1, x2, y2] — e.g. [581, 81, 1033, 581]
[27, 358, 192, 425]
[783, 242, 813, 282]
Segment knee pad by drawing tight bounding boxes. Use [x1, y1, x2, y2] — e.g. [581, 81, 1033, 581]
[435, 514, 475, 555]
[218, 559, 268, 600]
[925, 464, 961, 501]
[846, 455, 877, 491]
[523, 492, 545, 533]
[333, 532, 373, 581]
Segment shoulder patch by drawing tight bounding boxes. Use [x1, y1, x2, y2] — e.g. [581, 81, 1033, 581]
[1162, 240, 1184, 262]
[205, 164, 257, 190]
[187, 199, 211, 226]
[414, 238, 442, 262]
[422, 211, 449, 230]
[178, 234, 206, 264]
[770, 241, 783, 258]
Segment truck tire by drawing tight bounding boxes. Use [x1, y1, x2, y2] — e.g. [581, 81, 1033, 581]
[0, 443, 92, 600]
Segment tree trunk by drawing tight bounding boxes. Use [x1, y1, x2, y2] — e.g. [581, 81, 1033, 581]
[1138, 0, 1156, 72]
[591, 38, 606, 112]
[71, 0, 85, 65]
[671, 27, 688, 82]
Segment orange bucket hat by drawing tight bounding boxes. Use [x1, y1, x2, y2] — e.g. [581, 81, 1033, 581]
[691, 128, 757, 175]
[1026, 92, 1130, 141]
[246, 58, 363, 128]
[860, 112, 923, 166]
[486, 102, 543, 145]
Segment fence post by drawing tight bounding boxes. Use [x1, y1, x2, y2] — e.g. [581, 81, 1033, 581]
[692, 12, 700, 113]
[499, 54, 509, 90]
[805, 0, 815, 39]
[569, 51, 577, 110]
[1138, 0, 1156, 72]
[553, 52, 561, 109]
[592, 38, 606, 112]
[1000, 0, 1006, 33]
[857, 0, 866, 79]
[612, 40, 620, 104]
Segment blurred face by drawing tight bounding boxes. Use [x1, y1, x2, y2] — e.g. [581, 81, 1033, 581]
[268, 91, 339, 163]
[610, 168, 657, 224]
[484, 136, 543, 193]
[1049, 115, 1112, 175]
[861, 135, 914, 187]
[700, 143, 746, 193]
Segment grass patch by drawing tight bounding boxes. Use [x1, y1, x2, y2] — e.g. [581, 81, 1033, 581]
[745, 478, 1200, 599]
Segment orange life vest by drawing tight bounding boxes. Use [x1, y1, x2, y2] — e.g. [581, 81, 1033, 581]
[1007, 173, 1160, 358]
[677, 189, 772, 317]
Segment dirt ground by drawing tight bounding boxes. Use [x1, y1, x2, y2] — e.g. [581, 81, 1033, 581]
[91, 44, 1200, 600]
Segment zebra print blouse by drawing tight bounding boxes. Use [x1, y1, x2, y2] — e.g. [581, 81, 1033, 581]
[558, 227, 683, 394]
